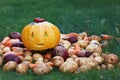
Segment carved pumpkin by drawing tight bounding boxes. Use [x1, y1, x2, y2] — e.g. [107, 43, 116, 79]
[22, 18, 60, 51]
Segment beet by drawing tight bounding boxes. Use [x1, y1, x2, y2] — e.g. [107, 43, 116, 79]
[9, 32, 21, 40]
[3, 53, 21, 64]
[67, 36, 77, 44]
[12, 42, 25, 48]
[50, 46, 69, 60]
[14, 56, 22, 64]
[3, 53, 17, 63]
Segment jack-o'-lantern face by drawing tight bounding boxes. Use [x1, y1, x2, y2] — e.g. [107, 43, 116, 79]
[21, 18, 60, 50]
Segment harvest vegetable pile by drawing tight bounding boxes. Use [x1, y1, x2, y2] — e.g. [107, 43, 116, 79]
[0, 18, 119, 75]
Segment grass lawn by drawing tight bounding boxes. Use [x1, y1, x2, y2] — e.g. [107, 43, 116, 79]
[0, 0, 120, 80]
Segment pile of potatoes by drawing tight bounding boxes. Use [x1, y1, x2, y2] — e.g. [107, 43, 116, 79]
[0, 32, 119, 75]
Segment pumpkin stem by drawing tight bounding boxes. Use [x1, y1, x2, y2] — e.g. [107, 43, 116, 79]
[34, 18, 45, 23]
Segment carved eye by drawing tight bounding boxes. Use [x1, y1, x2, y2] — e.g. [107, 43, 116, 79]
[31, 32, 34, 38]
[44, 31, 48, 37]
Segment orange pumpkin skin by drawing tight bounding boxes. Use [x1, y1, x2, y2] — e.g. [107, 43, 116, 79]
[22, 19, 60, 51]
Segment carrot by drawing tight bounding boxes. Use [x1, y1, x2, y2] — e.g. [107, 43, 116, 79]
[66, 33, 78, 37]
[69, 43, 81, 55]
[4, 40, 12, 47]
[1, 37, 10, 44]
[29, 64, 36, 69]
[47, 62, 54, 66]
[14, 53, 23, 56]
[83, 36, 89, 41]
[3, 51, 23, 57]
[101, 34, 113, 40]
[73, 43, 81, 50]
[69, 50, 78, 55]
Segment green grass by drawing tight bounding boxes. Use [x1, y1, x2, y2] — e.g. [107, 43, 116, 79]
[0, 0, 120, 80]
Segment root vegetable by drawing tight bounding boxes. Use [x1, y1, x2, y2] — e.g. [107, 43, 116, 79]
[0, 57, 3, 66]
[3, 61, 17, 71]
[50, 45, 69, 60]
[16, 63, 28, 74]
[1, 37, 10, 44]
[0, 49, 4, 56]
[60, 40, 71, 49]
[9, 32, 21, 40]
[107, 64, 114, 69]
[94, 56, 104, 64]
[100, 34, 113, 40]
[68, 43, 81, 55]
[67, 36, 78, 44]
[52, 56, 64, 67]
[44, 53, 51, 60]
[89, 52, 101, 58]
[60, 34, 68, 40]
[78, 32, 88, 40]
[105, 54, 119, 65]
[22, 61, 31, 67]
[86, 43, 102, 53]
[101, 64, 107, 69]
[0, 43, 5, 49]
[32, 53, 43, 61]
[89, 35, 101, 41]
[2, 47, 11, 53]
[3, 52, 22, 64]
[11, 47, 23, 55]
[12, 42, 25, 48]
[59, 58, 78, 73]
[75, 64, 92, 73]
[35, 57, 44, 64]
[77, 40, 89, 48]
[32, 62, 53, 75]
[97, 65, 101, 70]
[70, 55, 78, 60]
[4, 39, 20, 47]
[24, 56, 33, 62]
[77, 49, 92, 57]
[24, 50, 32, 56]
[75, 58, 98, 68]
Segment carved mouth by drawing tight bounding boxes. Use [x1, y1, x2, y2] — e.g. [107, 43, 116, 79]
[36, 44, 44, 46]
